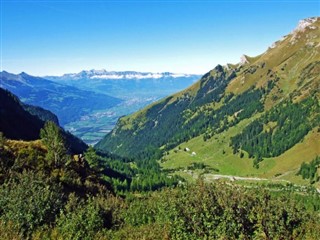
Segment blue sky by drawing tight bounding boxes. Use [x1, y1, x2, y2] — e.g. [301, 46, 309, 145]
[1, 0, 319, 76]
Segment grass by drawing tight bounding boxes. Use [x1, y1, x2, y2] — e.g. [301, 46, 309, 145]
[261, 127, 320, 179]
[161, 117, 320, 185]
[227, 20, 320, 101]
[160, 22, 320, 186]
[117, 22, 320, 188]
[161, 116, 265, 176]
[7, 139, 45, 150]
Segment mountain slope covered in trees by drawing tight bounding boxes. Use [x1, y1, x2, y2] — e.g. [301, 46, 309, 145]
[97, 17, 320, 182]
[0, 88, 87, 153]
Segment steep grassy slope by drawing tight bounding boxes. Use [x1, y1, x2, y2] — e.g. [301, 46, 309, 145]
[227, 18, 320, 103]
[97, 18, 320, 181]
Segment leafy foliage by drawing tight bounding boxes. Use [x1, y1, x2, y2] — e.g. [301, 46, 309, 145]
[0, 171, 63, 237]
[56, 195, 104, 240]
[84, 146, 103, 170]
[0, 130, 118, 238]
[113, 180, 320, 240]
[0, 132, 319, 239]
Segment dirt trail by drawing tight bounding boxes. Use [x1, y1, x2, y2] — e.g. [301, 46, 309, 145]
[204, 174, 290, 183]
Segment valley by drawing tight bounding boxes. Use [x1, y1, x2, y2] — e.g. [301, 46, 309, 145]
[98, 17, 320, 187]
[1, 1, 320, 237]
[1, 70, 200, 144]
[65, 96, 159, 144]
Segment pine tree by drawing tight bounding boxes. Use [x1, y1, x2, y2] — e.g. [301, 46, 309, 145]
[40, 121, 67, 167]
[84, 146, 101, 170]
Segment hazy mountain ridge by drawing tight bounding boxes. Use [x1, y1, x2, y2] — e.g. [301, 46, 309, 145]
[46, 70, 201, 98]
[47, 69, 199, 81]
[22, 104, 60, 126]
[0, 87, 47, 141]
[0, 71, 122, 125]
[96, 17, 320, 179]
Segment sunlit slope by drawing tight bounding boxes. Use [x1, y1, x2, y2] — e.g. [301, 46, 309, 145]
[97, 17, 320, 179]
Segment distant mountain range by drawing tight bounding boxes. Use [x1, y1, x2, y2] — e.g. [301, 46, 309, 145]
[0, 71, 122, 125]
[47, 70, 199, 81]
[46, 70, 201, 99]
[96, 17, 320, 182]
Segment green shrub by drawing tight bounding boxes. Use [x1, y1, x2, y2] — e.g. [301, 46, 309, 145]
[56, 194, 104, 240]
[0, 171, 63, 237]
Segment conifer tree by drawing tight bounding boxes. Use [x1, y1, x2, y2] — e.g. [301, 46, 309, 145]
[40, 121, 67, 167]
[84, 146, 101, 170]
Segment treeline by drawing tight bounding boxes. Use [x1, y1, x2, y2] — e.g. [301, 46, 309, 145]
[298, 156, 320, 183]
[99, 82, 266, 162]
[92, 148, 182, 194]
[96, 66, 235, 160]
[89, 146, 182, 194]
[202, 86, 264, 141]
[231, 96, 319, 167]
[149, 86, 264, 158]
[102, 86, 265, 180]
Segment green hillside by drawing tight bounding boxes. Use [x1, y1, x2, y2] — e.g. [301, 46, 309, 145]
[97, 17, 320, 184]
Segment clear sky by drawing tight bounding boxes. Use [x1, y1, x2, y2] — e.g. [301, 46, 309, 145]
[1, 0, 319, 76]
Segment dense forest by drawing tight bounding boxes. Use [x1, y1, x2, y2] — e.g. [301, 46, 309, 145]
[231, 95, 320, 167]
[1, 123, 320, 239]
